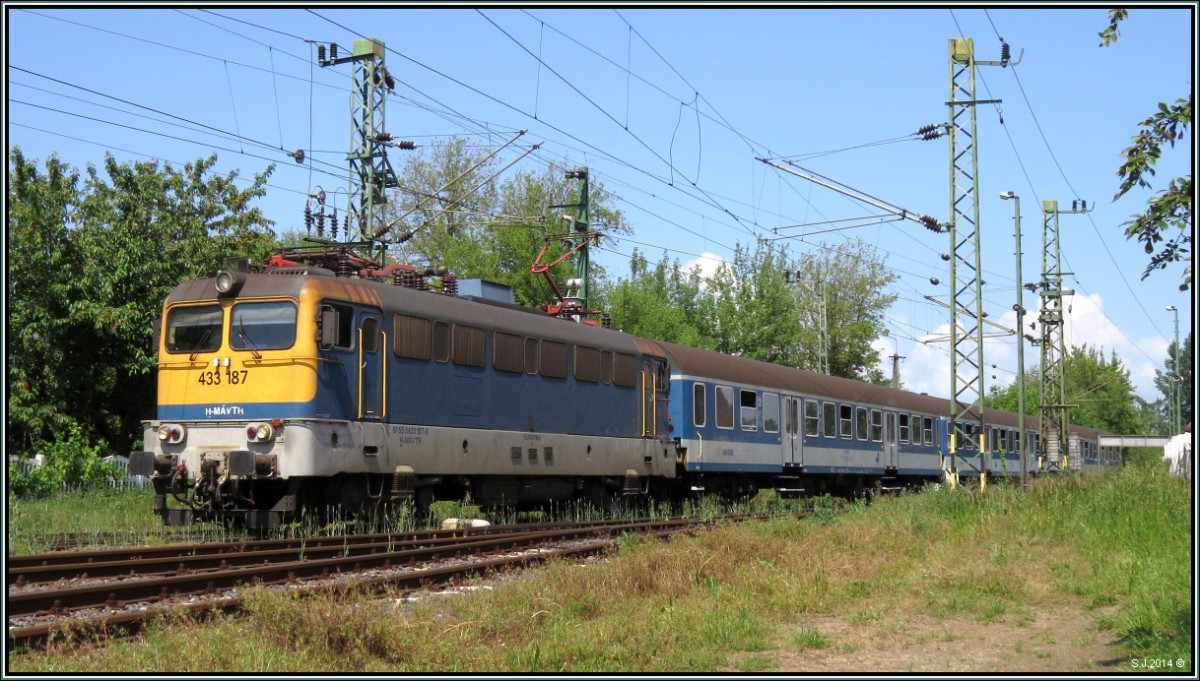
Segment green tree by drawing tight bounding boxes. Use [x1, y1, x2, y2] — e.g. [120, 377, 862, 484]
[1154, 331, 1194, 428]
[791, 239, 898, 382]
[7, 149, 276, 464]
[604, 250, 714, 348]
[383, 137, 627, 308]
[707, 241, 804, 367]
[1100, 9, 1193, 290]
[985, 343, 1144, 435]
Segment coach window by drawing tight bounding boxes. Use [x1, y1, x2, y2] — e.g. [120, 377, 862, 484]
[166, 304, 223, 354]
[804, 400, 820, 437]
[824, 403, 837, 439]
[839, 405, 853, 439]
[540, 340, 568, 379]
[856, 407, 869, 441]
[740, 390, 758, 431]
[693, 384, 706, 427]
[452, 324, 484, 368]
[432, 321, 450, 362]
[923, 417, 934, 446]
[763, 393, 780, 433]
[493, 331, 524, 373]
[870, 409, 883, 442]
[600, 350, 614, 384]
[394, 314, 432, 360]
[575, 345, 601, 383]
[898, 414, 910, 444]
[715, 386, 734, 430]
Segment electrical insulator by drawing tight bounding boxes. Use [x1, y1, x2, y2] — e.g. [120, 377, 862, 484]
[291, 149, 305, 164]
[397, 140, 416, 150]
[1000, 41, 1011, 65]
[316, 211, 325, 236]
[384, 72, 395, 90]
[317, 44, 326, 63]
[917, 124, 943, 141]
[329, 43, 338, 61]
[941, 253, 951, 261]
[304, 204, 313, 231]
[1072, 200, 1078, 211]
[1080, 200, 1086, 211]
[375, 132, 394, 142]
[920, 215, 943, 233]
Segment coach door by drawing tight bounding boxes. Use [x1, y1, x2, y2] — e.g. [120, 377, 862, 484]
[357, 311, 384, 420]
[783, 397, 802, 466]
[884, 411, 898, 469]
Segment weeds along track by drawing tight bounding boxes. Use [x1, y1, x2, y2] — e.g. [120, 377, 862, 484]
[6, 515, 772, 650]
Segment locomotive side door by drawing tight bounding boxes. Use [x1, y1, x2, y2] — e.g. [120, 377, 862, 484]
[357, 310, 384, 420]
[640, 357, 669, 438]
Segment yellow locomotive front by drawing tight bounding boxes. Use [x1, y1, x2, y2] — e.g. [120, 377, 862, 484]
[130, 268, 360, 527]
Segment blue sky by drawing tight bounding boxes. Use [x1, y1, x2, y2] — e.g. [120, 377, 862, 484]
[5, 4, 1194, 406]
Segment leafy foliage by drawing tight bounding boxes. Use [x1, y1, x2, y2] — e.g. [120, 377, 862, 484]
[985, 343, 1145, 435]
[382, 137, 628, 308]
[6, 149, 276, 466]
[1100, 10, 1193, 290]
[7, 423, 121, 498]
[1154, 331, 1194, 428]
[603, 239, 896, 381]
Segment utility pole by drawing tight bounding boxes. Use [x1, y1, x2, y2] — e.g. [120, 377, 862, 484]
[1000, 191, 1028, 484]
[1167, 305, 1181, 434]
[891, 350, 905, 389]
[944, 37, 1017, 491]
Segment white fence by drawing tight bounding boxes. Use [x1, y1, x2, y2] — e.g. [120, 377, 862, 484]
[7, 454, 149, 489]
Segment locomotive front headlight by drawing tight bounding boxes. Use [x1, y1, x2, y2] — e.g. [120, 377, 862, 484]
[158, 423, 186, 443]
[214, 270, 245, 296]
[247, 423, 275, 442]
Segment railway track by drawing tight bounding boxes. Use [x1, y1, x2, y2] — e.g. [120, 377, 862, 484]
[7, 515, 758, 650]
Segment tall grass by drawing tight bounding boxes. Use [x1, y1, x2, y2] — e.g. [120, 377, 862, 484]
[8, 464, 1191, 673]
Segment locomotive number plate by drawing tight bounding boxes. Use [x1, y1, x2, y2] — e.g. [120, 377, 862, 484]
[197, 368, 249, 386]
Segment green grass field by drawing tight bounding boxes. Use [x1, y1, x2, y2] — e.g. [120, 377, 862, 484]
[7, 462, 1191, 673]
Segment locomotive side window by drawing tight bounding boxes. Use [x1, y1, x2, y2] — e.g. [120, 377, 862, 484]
[540, 340, 568, 379]
[856, 407, 868, 441]
[693, 384, 706, 427]
[165, 304, 223, 353]
[899, 414, 910, 443]
[361, 317, 378, 353]
[452, 324, 484, 367]
[319, 303, 354, 350]
[740, 390, 758, 431]
[231, 301, 297, 350]
[493, 331, 524, 373]
[715, 386, 734, 429]
[870, 409, 883, 442]
[394, 314, 432, 360]
[524, 337, 539, 374]
[574, 345, 601, 383]
[600, 350, 614, 384]
[763, 393, 780, 433]
[432, 321, 450, 362]
[613, 352, 637, 387]
[804, 400, 820, 436]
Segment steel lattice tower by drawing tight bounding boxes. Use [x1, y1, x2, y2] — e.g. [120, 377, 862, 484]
[1037, 200, 1079, 471]
[320, 38, 399, 250]
[945, 38, 988, 488]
